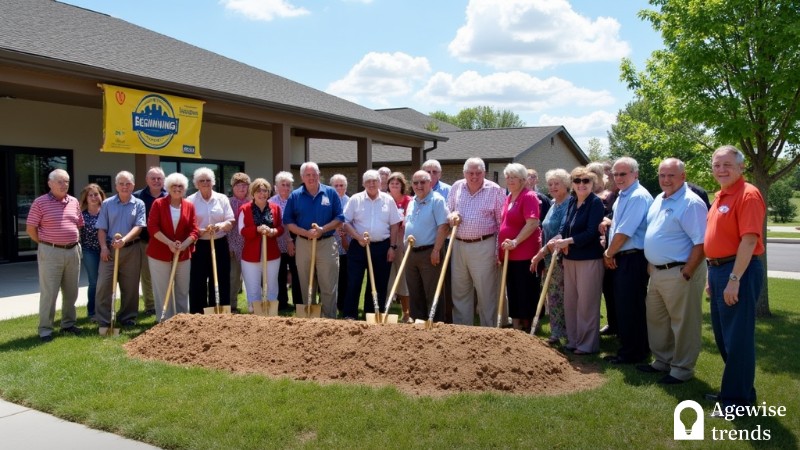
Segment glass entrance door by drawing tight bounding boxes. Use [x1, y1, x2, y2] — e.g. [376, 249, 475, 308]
[0, 146, 72, 262]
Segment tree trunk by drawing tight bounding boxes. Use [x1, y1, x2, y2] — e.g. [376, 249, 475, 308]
[752, 175, 771, 318]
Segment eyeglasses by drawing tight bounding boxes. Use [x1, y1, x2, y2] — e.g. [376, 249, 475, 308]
[197, 179, 212, 183]
[425, 170, 440, 174]
[573, 178, 592, 185]
[412, 180, 429, 185]
[612, 172, 629, 178]
[333, 184, 346, 188]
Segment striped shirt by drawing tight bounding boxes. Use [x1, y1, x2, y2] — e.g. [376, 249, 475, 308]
[26, 193, 83, 244]
[228, 194, 250, 259]
[269, 194, 291, 253]
[446, 179, 505, 240]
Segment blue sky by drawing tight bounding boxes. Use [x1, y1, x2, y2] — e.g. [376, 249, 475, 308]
[60, 0, 663, 151]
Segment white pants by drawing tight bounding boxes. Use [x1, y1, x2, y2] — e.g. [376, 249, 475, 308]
[149, 257, 190, 322]
[241, 259, 280, 303]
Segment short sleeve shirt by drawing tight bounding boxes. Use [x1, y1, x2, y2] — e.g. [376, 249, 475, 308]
[704, 177, 765, 258]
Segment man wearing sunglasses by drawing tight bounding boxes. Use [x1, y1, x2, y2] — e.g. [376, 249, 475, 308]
[600, 157, 654, 364]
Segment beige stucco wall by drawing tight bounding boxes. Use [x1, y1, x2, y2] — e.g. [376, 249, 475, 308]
[0, 98, 313, 193]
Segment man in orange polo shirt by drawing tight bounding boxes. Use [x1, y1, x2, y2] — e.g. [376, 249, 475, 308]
[704, 145, 765, 410]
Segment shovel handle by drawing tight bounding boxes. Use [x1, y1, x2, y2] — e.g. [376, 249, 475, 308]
[427, 224, 457, 326]
[307, 223, 319, 315]
[161, 250, 181, 322]
[108, 233, 123, 335]
[497, 248, 509, 328]
[531, 250, 559, 335]
[209, 228, 221, 309]
[261, 233, 268, 302]
[383, 236, 414, 323]
[364, 232, 381, 322]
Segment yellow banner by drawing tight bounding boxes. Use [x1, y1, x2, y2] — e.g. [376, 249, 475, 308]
[100, 84, 204, 158]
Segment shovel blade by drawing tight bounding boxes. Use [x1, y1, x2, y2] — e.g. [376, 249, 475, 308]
[252, 300, 279, 316]
[98, 327, 120, 337]
[295, 303, 321, 318]
[203, 305, 232, 315]
[383, 314, 399, 324]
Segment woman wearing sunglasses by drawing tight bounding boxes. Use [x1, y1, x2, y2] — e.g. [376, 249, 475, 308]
[551, 167, 605, 355]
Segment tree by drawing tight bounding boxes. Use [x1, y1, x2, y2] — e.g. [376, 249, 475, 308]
[621, 0, 800, 317]
[429, 106, 525, 129]
[608, 98, 717, 195]
[768, 179, 798, 223]
[586, 138, 606, 162]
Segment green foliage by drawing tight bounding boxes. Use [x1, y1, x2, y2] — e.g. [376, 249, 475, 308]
[768, 179, 798, 223]
[429, 106, 525, 130]
[586, 138, 606, 161]
[424, 121, 440, 132]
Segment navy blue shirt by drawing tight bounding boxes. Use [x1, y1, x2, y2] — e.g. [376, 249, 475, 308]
[133, 187, 166, 242]
[559, 192, 605, 260]
[282, 183, 344, 238]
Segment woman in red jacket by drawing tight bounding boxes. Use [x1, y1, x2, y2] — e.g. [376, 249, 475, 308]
[239, 178, 284, 313]
[147, 172, 199, 322]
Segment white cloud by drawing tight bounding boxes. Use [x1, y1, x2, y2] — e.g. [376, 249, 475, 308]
[538, 111, 617, 153]
[415, 71, 614, 112]
[220, 0, 309, 21]
[449, 0, 630, 70]
[326, 52, 432, 106]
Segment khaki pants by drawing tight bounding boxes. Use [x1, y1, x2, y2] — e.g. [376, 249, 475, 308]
[96, 244, 141, 326]
[37, 244, 81, 337]
[294, 236, 339, 318]
[450, 237, 499, 327]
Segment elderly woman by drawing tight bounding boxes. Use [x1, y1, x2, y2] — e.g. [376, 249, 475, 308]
[531, 169, 572, 344]
[239, 178, 284, 312]
[147, 173, 199, 321]
[552, 167, 606, 354]
[187, 167, 235, 313]
[270, 171, 302, 311]
[387, 171, 413, 322]
[498, 163, 541, 332]
[228, 172, 251, 313]
[79, 183, 106, 321]
[330, 173, 351, 315]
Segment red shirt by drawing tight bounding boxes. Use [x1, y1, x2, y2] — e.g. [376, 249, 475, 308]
[393, 194, 412, 234]
[146, 197, 199, 262]
[239, 201, 283, 263]
[498, 188, 541, 261]
[26, 193, 83, 244]
[704, 177, 765, 258]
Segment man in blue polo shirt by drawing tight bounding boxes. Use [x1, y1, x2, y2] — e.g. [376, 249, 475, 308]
[283, 162, 344, 318]
[638, 158, 707, 384]
[601, 156, 653, 364]
[404, 170, 450, 322]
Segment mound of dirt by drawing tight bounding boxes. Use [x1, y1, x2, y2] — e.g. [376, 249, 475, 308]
[124, 314, 604, 397]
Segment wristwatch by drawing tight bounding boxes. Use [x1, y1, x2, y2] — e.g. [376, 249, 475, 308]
[729, 273, 740, 282]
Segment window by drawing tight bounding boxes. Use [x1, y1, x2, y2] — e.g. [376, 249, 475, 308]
[160, 157, 244, 196]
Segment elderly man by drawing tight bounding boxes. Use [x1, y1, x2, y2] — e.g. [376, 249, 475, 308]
[638, 158, 708, 384]
[133, 166, 166, 315]
[447, 157, 505, 327]
[705, 145, 766, 410]
[96, 171, 146, 328]
[601, 156, 653, 364]
[26, 169, 84, 342]
[404, 170, 450, 321]
[422, 159, 451, 199]
[283, 162, 343, 318]
[342, 170, 402, 319]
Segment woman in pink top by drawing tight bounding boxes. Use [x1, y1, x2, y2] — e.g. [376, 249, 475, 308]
[498, 163, 541, 332]
[387, 172, 413, 323]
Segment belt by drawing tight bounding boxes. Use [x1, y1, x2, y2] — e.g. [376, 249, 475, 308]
[39, 241, 79, 250]
[653, 261, 686, 270]
[297, 234, 332, 241]
[707, 255, 736, 266]
[123, 239, 139, 248]
[412, 244, 434, 252]
[616, 248, 643, 257]
[455, 233, 494, 243]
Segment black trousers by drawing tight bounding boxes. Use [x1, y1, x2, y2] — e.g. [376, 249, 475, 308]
[190, 237, 231, 313]
[344, 239, 390, 319]
[277, 252, 301, 309]
[506, 259, 539, 320]
[611, 250, 650, 361]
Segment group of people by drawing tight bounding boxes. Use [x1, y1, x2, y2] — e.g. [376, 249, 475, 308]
[28, 145, 764, 411]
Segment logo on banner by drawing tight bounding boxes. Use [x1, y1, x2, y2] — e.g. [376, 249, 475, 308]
[132, 94, 179, 150]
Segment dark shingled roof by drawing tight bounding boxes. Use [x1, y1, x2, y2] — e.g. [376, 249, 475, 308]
[376, 108, 463, 133]
[0, 0, 443, 142]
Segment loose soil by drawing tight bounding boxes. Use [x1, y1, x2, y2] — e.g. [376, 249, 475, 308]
[124, 314, 604, 397]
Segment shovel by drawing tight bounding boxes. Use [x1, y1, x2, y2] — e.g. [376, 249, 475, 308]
[381, 235, 414, 324]
[204, 227, 231, 314]
[425, 224, 457, 329]
[362, 232, 384, 324]
[159, 250, 181, 323]
[296, 223, 322, 318]
[531, 250, 559, 336]
[99, 233, 122, 337]
[253, 233, 279, 316]
[497, 247, 510, 328]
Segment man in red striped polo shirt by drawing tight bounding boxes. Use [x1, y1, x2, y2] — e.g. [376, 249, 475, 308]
[26, 168, 84, 342]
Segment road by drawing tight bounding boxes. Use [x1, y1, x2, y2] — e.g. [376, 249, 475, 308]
[766, 242, 798, 272]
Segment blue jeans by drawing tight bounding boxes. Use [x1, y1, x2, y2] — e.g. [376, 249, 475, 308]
[81, 247, 100, 316]
[708, 257, 763, 407]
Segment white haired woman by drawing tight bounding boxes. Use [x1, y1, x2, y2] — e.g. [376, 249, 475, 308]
[147, 173, 199, 321]
[531, 168, 571, 344]
[498, 163, 541, 332]
[188, 167, 235, 313]
[270, 171, 302, 311]
[330, 173, 351, 315]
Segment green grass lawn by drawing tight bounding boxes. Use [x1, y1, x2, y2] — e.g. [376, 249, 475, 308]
[1, 280, 798, 449]
[766, 231, 800, 239]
